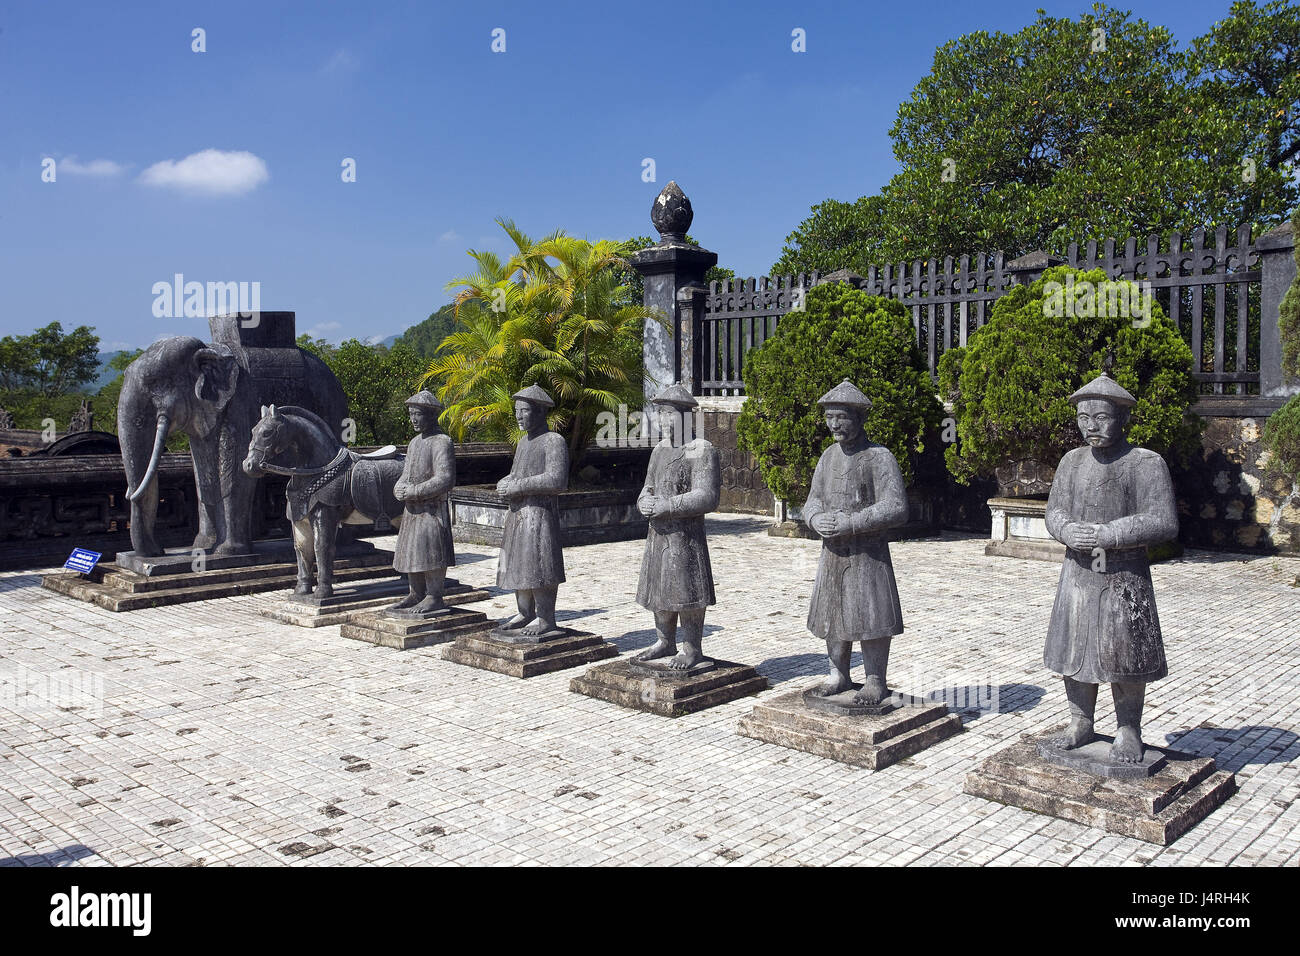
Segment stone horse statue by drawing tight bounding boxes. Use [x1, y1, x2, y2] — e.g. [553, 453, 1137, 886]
[242, 405, 404, 598]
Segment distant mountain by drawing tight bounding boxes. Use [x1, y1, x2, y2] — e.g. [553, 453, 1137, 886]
[91, 351, 133, 391]
[394, 304, 459, 359]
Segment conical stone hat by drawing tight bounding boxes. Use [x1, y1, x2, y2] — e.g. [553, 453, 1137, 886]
[1068, 372, 1136, 408]
[404, 389, 444, 410]
[511, 384, 555, 409]
[816, 379, 873, 410]
[650, 383, 698, 410]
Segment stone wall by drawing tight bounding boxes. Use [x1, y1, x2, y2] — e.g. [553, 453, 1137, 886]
[697, 398, 771, 514]
[1172, 401, 1300, 553]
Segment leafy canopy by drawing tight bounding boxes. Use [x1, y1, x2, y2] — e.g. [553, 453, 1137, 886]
[426, 219, 660, 470]
[938, 266, 1201, 484]
[773, 2, 1300, 275]
[736, 282, 943, 505]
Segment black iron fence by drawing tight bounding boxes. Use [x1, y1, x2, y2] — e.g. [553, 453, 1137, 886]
[698, 223, 1294, 399]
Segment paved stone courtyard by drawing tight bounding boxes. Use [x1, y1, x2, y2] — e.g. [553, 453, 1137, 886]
[1, 515, 1297, 866]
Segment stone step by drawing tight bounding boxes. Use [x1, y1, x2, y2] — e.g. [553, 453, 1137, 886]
[41, 562, 400, 612]
[962, 732, 1238, 845]
[340, 607, 491, 650]
[261, 582, 491, 628]
[736, 686, 963, 771]
[569, 658, 768, 717]
[101, 553, 395, 593]
[441, 629, 618, 678]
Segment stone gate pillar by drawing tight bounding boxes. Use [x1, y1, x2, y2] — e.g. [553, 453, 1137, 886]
[628, 181, 717, 402]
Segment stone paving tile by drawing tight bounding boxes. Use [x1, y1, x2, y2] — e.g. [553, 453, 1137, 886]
[0, 516, 1296, 866]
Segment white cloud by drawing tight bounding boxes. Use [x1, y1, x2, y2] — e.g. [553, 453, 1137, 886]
[438, 230, 461, 244]
[138, 149, 269, 196]
[60, 156, 126, 177]
[322, 49, 359, 73]
[364, 334, 390, 346]
[306, 322, 342, 338]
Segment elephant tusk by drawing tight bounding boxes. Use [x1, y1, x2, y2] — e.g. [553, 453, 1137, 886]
[127, 413, 170, 502]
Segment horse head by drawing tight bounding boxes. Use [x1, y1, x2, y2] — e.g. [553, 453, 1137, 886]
[242, 404, 347, 478]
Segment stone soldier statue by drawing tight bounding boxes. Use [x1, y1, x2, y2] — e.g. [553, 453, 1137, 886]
[386, 390, 457, 616]
[1044, 372, 1178, 764]
[495, 385, 568, 636]
[804, 380, 909, 705]
[632, 384, 720, 671]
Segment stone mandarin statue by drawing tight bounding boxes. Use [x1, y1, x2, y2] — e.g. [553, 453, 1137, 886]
[804, 381, 910, 705]
[495, 385, 568, 637]
[387, 390, 457, 616]
[1044, 372, 1178, 764]
[632, 384, 721, 671]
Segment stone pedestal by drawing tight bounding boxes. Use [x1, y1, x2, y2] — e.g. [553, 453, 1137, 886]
[569, 658, 767, 717]
[340, 605, 491, 650]
[736, 685, 962, 770]
[260, 578, 491, 628]
[41, 538, 398, 612]
[441, 627, 617, 678]
[963, 729, 1237, 845]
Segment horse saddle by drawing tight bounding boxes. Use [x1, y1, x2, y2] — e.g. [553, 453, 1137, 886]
[349, 451, 405, 531]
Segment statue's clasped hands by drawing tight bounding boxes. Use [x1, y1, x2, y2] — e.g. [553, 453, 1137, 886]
[496, 477, 513, 496]
[640, 495, 670, 519]
[1064, 522, 1115, 552]
[811, 511, 852, 537]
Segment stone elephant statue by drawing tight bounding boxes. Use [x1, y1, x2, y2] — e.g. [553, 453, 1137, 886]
[118, 311, 348, 557]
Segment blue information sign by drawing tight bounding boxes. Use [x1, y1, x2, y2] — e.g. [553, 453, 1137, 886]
[63, 548, 102, 573]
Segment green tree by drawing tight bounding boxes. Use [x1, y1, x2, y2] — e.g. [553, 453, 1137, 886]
[427, 220, 659, 470]
[736, 282, 943, 505]
[773, 4, 1300, 276]
[939, 266, 1201, 485]
[295, 334, 337, 363]
[0, 322, 101, 397]
[327, 341, 427, 445]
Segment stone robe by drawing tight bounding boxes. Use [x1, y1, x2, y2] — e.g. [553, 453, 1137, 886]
[803, 436, 908, 642]
[497, 430, 568, 590]
[392, 431, 456, 573]
[636, 438, 720, 612]
[1044, 443, 1177, 684]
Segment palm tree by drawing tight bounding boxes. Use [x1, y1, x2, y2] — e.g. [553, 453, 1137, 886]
[423, 219, 663, 473]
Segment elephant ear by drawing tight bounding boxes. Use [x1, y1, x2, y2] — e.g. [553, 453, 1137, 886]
[193, 345, 240, 411]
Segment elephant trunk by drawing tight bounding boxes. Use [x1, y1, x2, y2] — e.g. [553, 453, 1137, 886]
[127, 413, 171, 501]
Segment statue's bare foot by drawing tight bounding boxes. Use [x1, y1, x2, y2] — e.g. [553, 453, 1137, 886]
[518, 617, 555, 636]
[633, 639, 675, 662]
[1110, 726, 1144, 764]
[1056, 717, 1095, 750]
[411, 595, 446, 615]
[500, 613, 529, 630]
[816, 673, 853, 697]
[854, 675, 888, 706]
[663, 646, 704, 671]
[388, 592, 422, 610]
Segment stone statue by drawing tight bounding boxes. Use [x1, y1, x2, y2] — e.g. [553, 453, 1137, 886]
[386, 390, 457, 616]
[1044, 372, 1177, 764]
[632, 384, 720, 671]
[68, 399, 93, 433]
[495, 385, 568, 636]
[804, 380, 909, 705]
[121, 313, 347, 557]
[0, 407, 13, 429]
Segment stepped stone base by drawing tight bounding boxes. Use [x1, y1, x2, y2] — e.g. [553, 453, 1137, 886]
[41, 539, 398, 612]
[963, 729, 1237, 845]
[260, 579, 491, 627]
[570, 658, 767, 717]
[441, 628, 617, 678]
[736, 685, 963, 770]
[340, 606, 491, 650]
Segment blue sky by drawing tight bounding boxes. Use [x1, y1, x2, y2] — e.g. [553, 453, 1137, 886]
[0, 0, 1244, 350]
